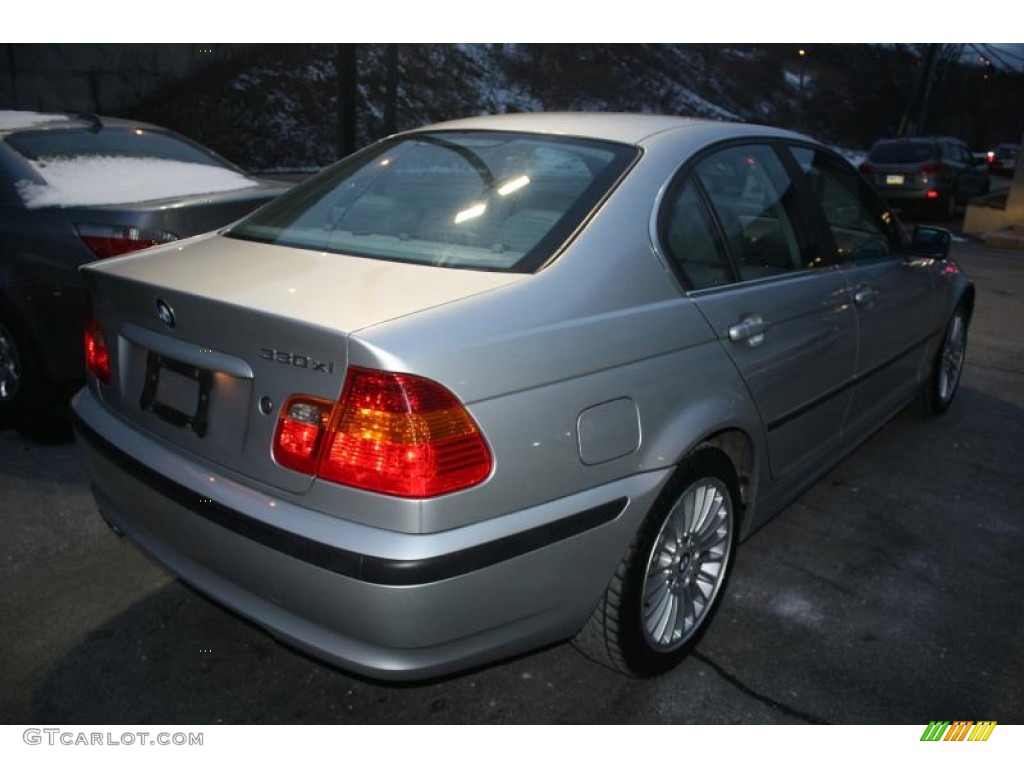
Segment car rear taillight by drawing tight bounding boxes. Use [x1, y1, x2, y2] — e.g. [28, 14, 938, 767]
[273, 368, 492, 498]
[858, 162, 873, 175]
[919, 162, 943, 176]
[273, 397, 333, 474]
[84, 317, 111, 385]
[76, 223, 178, 259]
[926, 190, 940, 199]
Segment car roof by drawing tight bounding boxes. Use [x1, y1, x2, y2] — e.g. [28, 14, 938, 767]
[0, 110, 164, 138]
[872, 136, 964, 145]
[406, 112, 806, 148]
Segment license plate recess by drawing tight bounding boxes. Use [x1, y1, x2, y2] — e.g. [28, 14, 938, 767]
[139, 352, 214, 437]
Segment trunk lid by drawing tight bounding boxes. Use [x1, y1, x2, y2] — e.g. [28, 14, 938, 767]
[82, 233, 525, 493]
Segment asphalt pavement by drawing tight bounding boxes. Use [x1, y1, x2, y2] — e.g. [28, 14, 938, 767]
[1, 240, 1021, 725]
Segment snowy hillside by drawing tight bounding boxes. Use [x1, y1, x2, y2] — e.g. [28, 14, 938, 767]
[127, 44, 953, 172]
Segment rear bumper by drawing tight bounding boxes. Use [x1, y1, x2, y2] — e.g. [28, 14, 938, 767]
[72, 388, 668, 680]
[875, 185, 948, 205]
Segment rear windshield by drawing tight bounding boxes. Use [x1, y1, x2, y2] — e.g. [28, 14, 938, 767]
[868, 141, 936, 164]
[226, 131, 638, 272]
[6, 127, 231, 169]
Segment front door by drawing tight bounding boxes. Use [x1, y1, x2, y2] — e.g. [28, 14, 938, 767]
[785, 145, 942, 434]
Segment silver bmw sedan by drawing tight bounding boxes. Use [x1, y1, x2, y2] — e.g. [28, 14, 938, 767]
[72, 113, 973, 680]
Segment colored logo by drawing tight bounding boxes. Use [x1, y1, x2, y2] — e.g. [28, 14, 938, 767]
[920, 721, 997, 742]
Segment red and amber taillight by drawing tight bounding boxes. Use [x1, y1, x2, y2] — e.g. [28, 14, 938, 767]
[273, 367, 492, 498]
[84, 317, 111, 385]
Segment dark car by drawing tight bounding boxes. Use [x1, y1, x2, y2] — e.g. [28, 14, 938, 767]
[0, 110, 291, 423]
[989, 143, 1020, 176]
[859, 137, 990, 219]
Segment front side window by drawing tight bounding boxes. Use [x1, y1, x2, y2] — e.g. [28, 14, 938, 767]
[228, 131, 637, 273]
[789, 146, 904, 262]
[694, 144, 805, 281]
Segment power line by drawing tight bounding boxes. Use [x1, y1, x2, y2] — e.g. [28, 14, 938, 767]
[967, 43, 1023, 73]
[979, 43, 1024, 69]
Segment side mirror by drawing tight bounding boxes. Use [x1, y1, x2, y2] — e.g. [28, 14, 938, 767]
[909, 226, 952, 260]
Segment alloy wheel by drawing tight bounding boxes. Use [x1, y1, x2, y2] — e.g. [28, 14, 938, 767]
[641, 477, 734, 651]
[938, 312, 966, 405]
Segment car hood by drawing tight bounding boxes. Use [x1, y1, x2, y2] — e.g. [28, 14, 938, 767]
[81, 231, 528, 333]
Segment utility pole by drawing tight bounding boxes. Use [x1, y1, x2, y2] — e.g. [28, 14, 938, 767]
[899, 43, 942, 137]
[6, 45, 18, 108]
[384, 44, 398, 136]
[336, 44, 358, 158]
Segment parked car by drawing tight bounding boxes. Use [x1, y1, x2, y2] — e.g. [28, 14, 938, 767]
[0, 110, 291, 423]
[858, 136, 990, 219]
[989, 143, 1020, 176]
[72, 113, 973, 680]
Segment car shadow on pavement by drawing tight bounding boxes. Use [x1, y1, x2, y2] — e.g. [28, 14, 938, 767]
[22, 568, 817, 725]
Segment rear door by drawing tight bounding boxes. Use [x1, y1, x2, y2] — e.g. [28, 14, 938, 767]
[663, 142, 857, 480]
[784, 145, 942, 433]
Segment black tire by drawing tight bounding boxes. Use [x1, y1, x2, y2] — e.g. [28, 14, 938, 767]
[573, 448, 740, 677]
[935, 191, 956, 222]
[922, 304, 968, 416]
[0, 314, 42, 427]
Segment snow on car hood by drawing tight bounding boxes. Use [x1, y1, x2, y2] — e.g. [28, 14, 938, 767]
[0, 110, 71, 131]
[15, 156, 259, 209]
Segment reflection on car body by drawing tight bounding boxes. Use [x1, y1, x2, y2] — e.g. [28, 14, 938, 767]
[72, 113, 974, 680]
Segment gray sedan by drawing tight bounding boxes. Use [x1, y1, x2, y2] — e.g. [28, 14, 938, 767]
[71, 113, 972, 680]
[0, 110, 290, 423]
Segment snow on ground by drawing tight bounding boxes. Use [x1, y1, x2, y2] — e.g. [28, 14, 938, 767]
[0, 110, 71, 131]
[16, 156, 259, 209]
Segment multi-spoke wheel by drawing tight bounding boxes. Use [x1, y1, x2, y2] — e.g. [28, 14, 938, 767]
[573, 449, 739, 677]
[923, 304, 968, 416]
[640, 476, 733, 651]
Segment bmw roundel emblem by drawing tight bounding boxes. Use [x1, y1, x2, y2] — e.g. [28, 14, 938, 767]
[156, 299, 176, 329]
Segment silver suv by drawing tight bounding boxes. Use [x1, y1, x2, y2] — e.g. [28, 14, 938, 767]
[859, 136, 990, 219]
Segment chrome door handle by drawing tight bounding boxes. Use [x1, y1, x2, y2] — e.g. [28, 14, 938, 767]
[854, 286, 878, 306]
[728, 315, 767, 346]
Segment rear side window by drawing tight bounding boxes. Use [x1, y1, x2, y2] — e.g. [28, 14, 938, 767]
[228, 131, 637, 273]
[660, 181, 733, 290]
[868, 141, 936, 164]
[694, 144, 804, 281]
